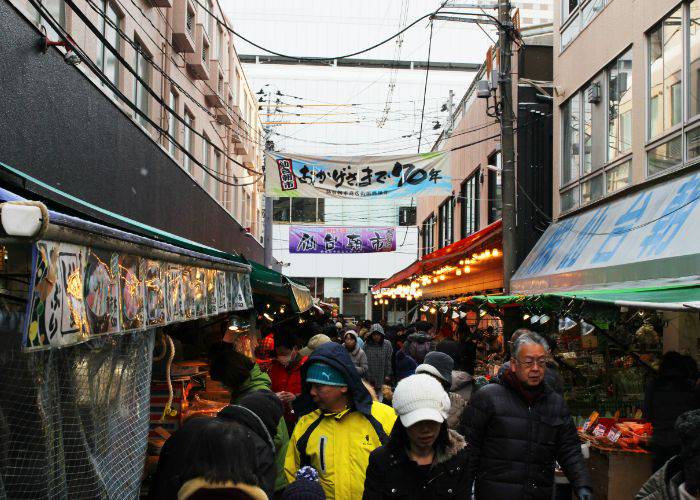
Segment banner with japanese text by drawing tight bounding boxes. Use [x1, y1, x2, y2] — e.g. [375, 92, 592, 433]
[289, 226, 396, 254]
[265, 152, 451, 199]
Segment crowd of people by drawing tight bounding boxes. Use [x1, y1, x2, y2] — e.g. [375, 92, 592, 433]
[148, 317, 700, 500]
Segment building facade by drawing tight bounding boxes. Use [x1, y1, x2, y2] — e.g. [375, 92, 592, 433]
[2, 0, 266, 260]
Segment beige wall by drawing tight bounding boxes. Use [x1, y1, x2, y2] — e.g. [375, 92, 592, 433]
[14, 0, 264, 240]
[553, 0, 685, 217]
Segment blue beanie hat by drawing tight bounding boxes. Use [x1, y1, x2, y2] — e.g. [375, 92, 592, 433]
[306, 362, 347, 386]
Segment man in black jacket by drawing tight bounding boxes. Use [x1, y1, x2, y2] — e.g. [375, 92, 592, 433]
[460, 331, 592, 500]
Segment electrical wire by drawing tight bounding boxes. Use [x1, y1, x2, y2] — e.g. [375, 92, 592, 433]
[417, 19, 434, 154]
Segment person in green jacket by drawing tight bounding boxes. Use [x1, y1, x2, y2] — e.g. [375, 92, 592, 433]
[211, 348, 290, 494]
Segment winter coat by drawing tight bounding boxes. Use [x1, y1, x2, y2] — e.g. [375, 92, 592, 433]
[363, 428, 470, 500]
[436, 339, 466, 371]
[460, 373, 592, 500]
[446, 392, 467, 430]
[636, 456, 685, 500]
[403, 332, 435, 364]
[365, 333, 394, 388]
[345, 331, 369, 377]
[234, 364, 291, 493]
[269, 353, 307, 427]
[644, 378, 700, 448]
[286, 342, 397, 500]
[395, 350, 418, 381]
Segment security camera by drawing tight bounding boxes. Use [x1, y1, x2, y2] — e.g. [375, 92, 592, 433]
[64, 51, 81, 66]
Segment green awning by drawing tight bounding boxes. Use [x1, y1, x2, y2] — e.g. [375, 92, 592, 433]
[548, 283, 700, 311]
[234, 256, 313, 313]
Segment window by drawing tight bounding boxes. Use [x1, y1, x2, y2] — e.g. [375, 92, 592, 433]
[560, 0, 608, 51]
[167, 89, 178, 157]
[690, 2, 700, 118]
[186, 6, 194, 35]
[245, 192, 252, 229]
[202, 136, 210, 191]
[133, 39, 151, 128]
[183, 109, 193, 173]
[421, 215, 436, 256]
[460, 172, 479, 238]
[96, 1, 120, 93]
[560, 185, 579, 212]
[216, 26, 224, 60]
[36, 0, 65, 40]
[562, 94, 580, 186]
[438, 199, 454, 248]
[649, 8, 683, 139]
[608, 49, 633, 161]
[212, 151, 221, 199]
[648, 135, 682, 175]
[202, 41, 209, 65]
[272, 198, 324, 223]
[606, 161, 631, 193]
[581, 174, 603, 204]
[201, 0, 212, 35]
[488, 153, 502, 223]
[398, 206, 416, 226]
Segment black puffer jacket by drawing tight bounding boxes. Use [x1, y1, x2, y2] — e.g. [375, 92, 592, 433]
[460, 374, 591, 499]
[363, 428, 470, 499]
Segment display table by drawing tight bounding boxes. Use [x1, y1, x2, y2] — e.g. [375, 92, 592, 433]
[587, 445, 652, 499]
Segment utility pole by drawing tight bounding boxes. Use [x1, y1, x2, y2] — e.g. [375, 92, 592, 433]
[263, 91, 274, 269]
[445, 89, 455, 136]
[497, 0, 517, 294]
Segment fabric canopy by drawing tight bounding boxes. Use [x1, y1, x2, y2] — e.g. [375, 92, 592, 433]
[235, 256, 313, 313]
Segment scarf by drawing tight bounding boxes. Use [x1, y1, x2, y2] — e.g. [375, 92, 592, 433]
[503, 369, 545, 406]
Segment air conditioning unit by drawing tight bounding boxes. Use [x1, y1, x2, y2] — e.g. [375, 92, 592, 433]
[186, 24, 210, 80]
[172, 0, 195, 53]
[586, 82, 601, 104]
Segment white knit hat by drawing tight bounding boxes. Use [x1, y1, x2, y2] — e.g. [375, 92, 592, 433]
[392, 374, 451, 428]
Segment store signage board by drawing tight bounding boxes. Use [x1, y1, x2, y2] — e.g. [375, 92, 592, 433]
[289, 226, 397, 254]
[23, 240, 253, 351]
[513, 170, 700, 293]
[265, 152, 452, 199]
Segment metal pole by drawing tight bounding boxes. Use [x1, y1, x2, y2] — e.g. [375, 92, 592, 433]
[498, 0, 517, 293]
[263, 93, 274, 268]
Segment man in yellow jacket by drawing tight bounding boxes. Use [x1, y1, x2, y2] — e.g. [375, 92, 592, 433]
[284, 342, 397, 500]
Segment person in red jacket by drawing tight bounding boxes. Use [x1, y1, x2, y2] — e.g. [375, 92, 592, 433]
[269, 334, 307, 431]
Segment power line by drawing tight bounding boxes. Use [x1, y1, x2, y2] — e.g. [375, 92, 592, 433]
[417, 19, 434, 153]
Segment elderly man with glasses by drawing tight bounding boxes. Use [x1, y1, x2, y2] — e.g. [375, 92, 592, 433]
[460, 331, 593, 500]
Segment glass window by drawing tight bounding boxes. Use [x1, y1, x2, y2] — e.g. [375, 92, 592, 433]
[562, 94, 580, 185]
[488, 153, 502, 223]
[562, 0, 579, 21]
[460, 172, 479, 238]
[183, 110, 193, 173]
[606, 161, 631, 193]
[608, 49, 633, 161]
[422, 215, 435, 256]
[687, 127, 700, 159]
[398, 206, 417, 226]
[648, 136, 683, 175]
[581, 174, 604, 204]
[291, 198, 318, 223]
[133, 39, 151, 128]
[690, 1, 700, 117]
[438, 199, 454, 248]
[168, 89, 178, 157]
[212, 152, 221, 199]
[561, 15, 580, 50]
[37, 0, 66, 40]
[583, 89, 593, 174]
[649, 8, 683, 138]
[560, 186, 579, 212]
[581, 0, 605, 25]
[96, 1, 120, 94]
[202, 136, 210, 192]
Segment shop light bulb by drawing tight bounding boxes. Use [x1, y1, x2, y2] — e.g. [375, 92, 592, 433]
[280, 307, 285, 314]
[464, 266, 470, 273]
[479, 309, 487, 317]
[459, 311, 467, 319]
[429, 307, 437, 314]
[484, 249, 491, 258]
[298, 318, 305, 324]
[492, 248, 500, 257]
[406, 295, 413, 301]
[373, 301, 379, 306]
[420, 305, 429, 312]
[439, 275, 446, 281]
[440, 305, 449, 314]
[432, 277, 438, 283]
[456, 269, 462, 276]
[530, 315, 540, 324]
[263, 312, 273, 321]
[452, 310, 460, 319]
[523, 313, 531, 320]
[383, 299, 389, 305]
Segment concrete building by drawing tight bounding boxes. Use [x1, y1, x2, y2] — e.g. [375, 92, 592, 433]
[2, 0, 266, 261]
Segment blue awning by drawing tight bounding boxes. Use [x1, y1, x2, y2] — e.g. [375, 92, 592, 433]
[512, 169, 700, 295]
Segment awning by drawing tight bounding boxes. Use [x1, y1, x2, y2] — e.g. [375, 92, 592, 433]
[0, 187, 255, 351]
[372, 220, 503, 292]
[512, 169, 700, 295]
[235, 256, 313, 313]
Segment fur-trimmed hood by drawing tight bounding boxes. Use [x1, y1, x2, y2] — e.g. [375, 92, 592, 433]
[436, 429, 468, 464]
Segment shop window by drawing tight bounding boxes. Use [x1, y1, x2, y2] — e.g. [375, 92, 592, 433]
[606, 161, 631, 193]
[460, 172, 480, 238]
[648, 136, 683, 176]
[398, 206, 416, 226]
[421, 214, 436, 256]
[488, 153, 502, 223]
[438, 199, 454, 248]
[608, 49, 633, 162]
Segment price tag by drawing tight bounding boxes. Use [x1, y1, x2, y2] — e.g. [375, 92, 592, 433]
[593, 424, 607, 437]
[607, 427, 622, 443]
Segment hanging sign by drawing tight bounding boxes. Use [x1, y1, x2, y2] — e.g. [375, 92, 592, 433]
[24, 240, 253, 351]
[289, 226, 397, 254]
[265, 152, 452, 199]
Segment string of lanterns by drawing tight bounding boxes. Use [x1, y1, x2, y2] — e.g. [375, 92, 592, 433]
[372, 247, 501, 305]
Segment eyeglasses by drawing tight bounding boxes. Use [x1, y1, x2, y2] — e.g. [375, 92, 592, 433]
[516, 357, 547, 368]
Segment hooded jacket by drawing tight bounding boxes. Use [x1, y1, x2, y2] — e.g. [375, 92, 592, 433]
[345, 332, 369, 377]
[233, 363, 291, 493]
[460, 372, 591, 500]
[636, 456, 686, 500]
[285, 342, 397, 500]
[365, 330, 394, 388]
[363, 427, 470, 500]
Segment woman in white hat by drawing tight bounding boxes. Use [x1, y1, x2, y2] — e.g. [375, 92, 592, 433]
[362, 374, 470, 499]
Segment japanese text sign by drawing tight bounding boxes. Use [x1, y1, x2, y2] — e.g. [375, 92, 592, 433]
[289, 226, 397, 254]
[512, 170, 700, 293]
[265, 152, 452, 199]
